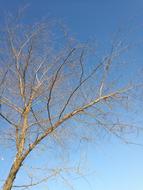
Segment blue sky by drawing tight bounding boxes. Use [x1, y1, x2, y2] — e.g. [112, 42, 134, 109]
[0, 0, 143, 190]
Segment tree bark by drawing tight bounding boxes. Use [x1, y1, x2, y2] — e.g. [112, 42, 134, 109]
[2, 157, 24, 190]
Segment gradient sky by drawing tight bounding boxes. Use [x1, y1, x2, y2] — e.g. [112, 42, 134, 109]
[0, 1, 143, 190]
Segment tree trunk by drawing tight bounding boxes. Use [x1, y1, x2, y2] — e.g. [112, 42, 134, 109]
[2, 157, 24, 190]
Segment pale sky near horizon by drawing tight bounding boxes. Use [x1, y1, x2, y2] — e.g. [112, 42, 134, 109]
[0, 1, 143, 190]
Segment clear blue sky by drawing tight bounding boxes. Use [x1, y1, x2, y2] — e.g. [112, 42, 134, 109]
[0, 0, 143, 190]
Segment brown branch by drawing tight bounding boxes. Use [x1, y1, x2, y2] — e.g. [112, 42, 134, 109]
[0, 112, 15, 126]
[58, 61, 103, 119]
[23, 87, 131, 160]
[46, 48, 76, 126]
[0, 98, 22, 113]
[31, 107, 46, 133]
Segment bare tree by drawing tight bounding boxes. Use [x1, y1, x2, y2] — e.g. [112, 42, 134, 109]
[0, 14, 140, 190]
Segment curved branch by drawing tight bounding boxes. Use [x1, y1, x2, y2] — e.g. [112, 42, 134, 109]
[46, 48, 76, 126]
[23, 86, 131, 160]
